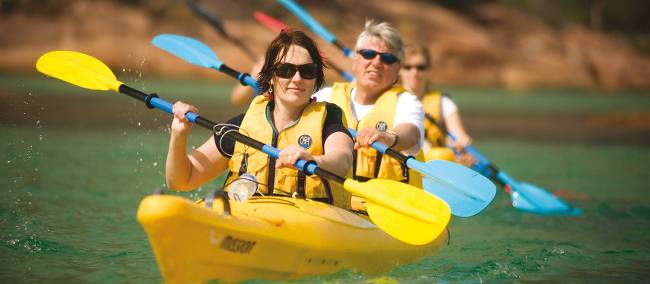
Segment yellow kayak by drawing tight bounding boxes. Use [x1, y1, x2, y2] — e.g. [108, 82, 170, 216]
[137, 194, 448, 283]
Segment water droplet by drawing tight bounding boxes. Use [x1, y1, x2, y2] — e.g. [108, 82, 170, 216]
[153, 162, 158, 167]
[137, 122, 141, 126]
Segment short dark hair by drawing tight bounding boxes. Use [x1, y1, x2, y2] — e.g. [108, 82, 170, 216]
[257, 30, 325, 95]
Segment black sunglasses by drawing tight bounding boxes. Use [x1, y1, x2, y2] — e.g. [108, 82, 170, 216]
[357, 49, 400, 65]
[274, 63, 318, 80]
[402, 64, 429, 71]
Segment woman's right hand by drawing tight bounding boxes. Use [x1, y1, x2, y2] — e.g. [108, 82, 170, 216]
[171, 101, 199, 136]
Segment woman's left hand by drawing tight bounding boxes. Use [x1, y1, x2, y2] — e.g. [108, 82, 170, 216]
[275, 145, 316, 169]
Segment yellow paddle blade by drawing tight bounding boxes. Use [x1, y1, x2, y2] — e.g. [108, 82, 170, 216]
[35, 50, 123, 92]
[344, 179, 451, 245]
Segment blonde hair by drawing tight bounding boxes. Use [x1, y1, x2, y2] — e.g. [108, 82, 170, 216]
[403, 43, 431, 67]
[355, 19, 404, 61]
[402, 43, 433, 93]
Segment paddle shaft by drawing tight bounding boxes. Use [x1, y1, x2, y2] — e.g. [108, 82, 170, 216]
[186, 0, 257, 61]
[118, 84, 344, 184]
[215, 64, 259, 92]
[277, 0, 353, 58]
[253, 11, 354, 81]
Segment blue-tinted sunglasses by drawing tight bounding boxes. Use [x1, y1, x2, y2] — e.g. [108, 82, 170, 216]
[357, 49, 400, 65]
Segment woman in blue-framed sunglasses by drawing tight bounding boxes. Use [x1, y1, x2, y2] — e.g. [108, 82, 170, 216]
[313, 19, 426, 190]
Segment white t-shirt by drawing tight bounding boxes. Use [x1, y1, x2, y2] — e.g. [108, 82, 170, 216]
[441, 96, 458, 118]
[313, 87, 424, 155]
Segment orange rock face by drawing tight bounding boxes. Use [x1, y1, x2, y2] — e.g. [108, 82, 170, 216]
[1, 0, 648, 91]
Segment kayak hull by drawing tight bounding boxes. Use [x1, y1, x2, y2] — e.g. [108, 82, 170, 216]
[137, 194, 447, 283]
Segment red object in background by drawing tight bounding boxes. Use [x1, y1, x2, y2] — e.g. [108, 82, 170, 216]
[254, 11, 288, 33]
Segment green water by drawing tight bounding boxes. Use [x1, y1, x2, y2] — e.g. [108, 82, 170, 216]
[1, 76, 649, 282]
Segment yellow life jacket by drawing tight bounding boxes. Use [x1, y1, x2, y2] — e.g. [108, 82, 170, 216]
[225, 95, 351, 208]
[329, 82, 422, 188]
[421, 91, 448, 147]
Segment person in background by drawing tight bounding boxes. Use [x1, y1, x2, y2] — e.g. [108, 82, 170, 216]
[229, 57, 264, 106]
[166, 30, 353, 208]
[399, 43, 476, 166]
[313, 19, 424, 188]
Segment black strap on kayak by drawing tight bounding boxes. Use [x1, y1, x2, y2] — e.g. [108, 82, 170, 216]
[352, 150, 360, 180]
[297, 171, 306, 198]
[321, 178, 333, 204]
[373, 152, 383, 178]
[424, 113, 447, 146]
[205, 187, 231, 216]
[296, 160, 333, 204]
[401, 162, 410, 184]
[351, 150, 409, 184]
[238, 153, 248, 177]
[264, 103, 279, 196]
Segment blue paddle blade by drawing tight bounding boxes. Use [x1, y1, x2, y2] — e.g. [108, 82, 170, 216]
[151, 34, 223, 69]
[416, 159, 496, 217]
[510, 182, 582, 216]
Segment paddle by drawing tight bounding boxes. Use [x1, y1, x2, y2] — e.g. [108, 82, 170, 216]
[424, 114, 581, 215]
[276, 0, 354, 58]
[36, 50, 451, 245]
[185, 0, 258, 61]
[151, 34, 496, 216]
[151, 34, 260, 94]
[253, 11, 355, 82]
[347, 129, 496, 217]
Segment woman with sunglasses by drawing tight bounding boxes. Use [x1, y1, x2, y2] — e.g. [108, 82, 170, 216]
[313, 20, 425, 188]
[399, 44, 476, 166]
[165, 30, 354, 208]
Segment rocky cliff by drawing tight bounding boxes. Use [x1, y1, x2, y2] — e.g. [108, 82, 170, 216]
[2, 0, 648, 91]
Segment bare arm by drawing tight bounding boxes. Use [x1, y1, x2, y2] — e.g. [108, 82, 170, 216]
[166, 135, 229, 191]
[165, 102, 229, 191]
[230, 85, 255, 106]
[315, 132, 353, 177]
[445, 111, 472, 148]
